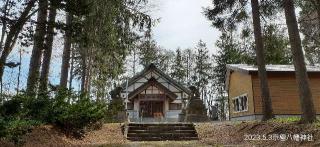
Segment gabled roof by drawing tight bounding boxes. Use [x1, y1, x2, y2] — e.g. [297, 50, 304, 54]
[121, 63, 191, 94]
[128, 77, 178, 100]
[225, 64, 320, 91]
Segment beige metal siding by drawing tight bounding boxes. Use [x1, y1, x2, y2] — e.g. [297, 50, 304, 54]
[229, 71, 255, 118]
[252, 73, 320, 115]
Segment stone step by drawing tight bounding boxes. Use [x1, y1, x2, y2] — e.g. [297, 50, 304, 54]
[128, 126, 195, 131]
[127, 132, 198, 138]
[125, 122, 199, 141]
[128, 123, 194, 127]
[128, 130, 196, 133]
[127, 136, 199, 141]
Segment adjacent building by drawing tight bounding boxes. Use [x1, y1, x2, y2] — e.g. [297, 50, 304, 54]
[226, 64, 320, 120]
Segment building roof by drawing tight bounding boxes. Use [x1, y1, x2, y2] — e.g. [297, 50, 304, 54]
[226, 64, 320, 73]
[128, 77, 178, 100]
[121, 63, 191, 95]
[225, 64, 320, 91]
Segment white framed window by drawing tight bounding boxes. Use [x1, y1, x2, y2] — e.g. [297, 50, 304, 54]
[232, 94, 248, 112]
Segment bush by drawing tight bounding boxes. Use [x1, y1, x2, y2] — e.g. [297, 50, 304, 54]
[0, 90, 107, 143]
[0, 117, 6, 138]
[0, 97, 23, 117]
[0, 95, 42, 145]
[0, 94, 52, 122]
[0, 117, 41, 145]
[24, 96, 52, 122]
[51, 92, 107, 138]
[8, 90, 108, 139]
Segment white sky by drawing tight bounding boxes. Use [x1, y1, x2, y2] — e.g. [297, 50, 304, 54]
[150, 0, 220, 53]
[2, 0, 223, 92]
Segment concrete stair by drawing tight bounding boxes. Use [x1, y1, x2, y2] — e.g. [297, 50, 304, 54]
[125, 123, 198, 141]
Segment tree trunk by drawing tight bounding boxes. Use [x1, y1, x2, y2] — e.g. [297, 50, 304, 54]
[60, 13, 72, 89]
[16, 48, 22, 94]
[0, 0, 10, 53]
[80, 49, 87, 92]
[68, 46, 74, 90]
[39, 1, 57, 94]
[0, 0, 37, 89]
[251, 0, 274, 120]
[284, 0, 316, 123]
[26, 0, 48, 96]
[84, 47, 93, 93]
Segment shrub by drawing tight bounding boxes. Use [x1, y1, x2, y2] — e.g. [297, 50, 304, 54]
[0, 97, 23, 117]
[1, 93, 52, 122]
[0, 118, 41, 145]
[0, 90, 107, 143]
[51, 92, 107, 138]
[24, 96, 52, 122]
[0, 117, 6, 138]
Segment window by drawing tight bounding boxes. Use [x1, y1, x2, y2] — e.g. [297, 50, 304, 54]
[169, 103, 182, 110]
[233, 94, 248, 112]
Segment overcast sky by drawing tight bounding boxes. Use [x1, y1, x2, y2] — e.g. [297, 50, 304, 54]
[2, 0, 222, 92]
[150, 0, 220, 53]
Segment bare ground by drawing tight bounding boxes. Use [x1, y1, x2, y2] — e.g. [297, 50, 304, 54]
[195, 121, 320, 147]
[1, 121, 320, 147]
[1, 123, 127, 147]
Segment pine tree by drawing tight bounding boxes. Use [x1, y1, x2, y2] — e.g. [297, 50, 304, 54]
[26, 0, 48, 96]
[157, 49, 175, 74]
[284, 0, 316, 123]
[263, 24, 292, 64]
[213, 29, 254, 120]
[139, 40, 159, 67]
[205, 0, 275, 121]
[71, 0, 153, 95]
[251, 0, 274, 120]
[171, 48, 186, 83]
[128, 46, 140, 76]
[60, 2, 73, 89]
[299, 0, 320, 65]
[39, 0, 59, 94]
[194, 40, 211, 100]
[0, 0, 37, 90]
[182, 48, 195, 85]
